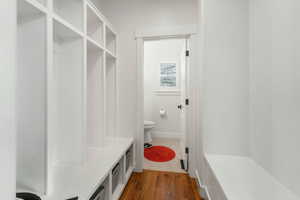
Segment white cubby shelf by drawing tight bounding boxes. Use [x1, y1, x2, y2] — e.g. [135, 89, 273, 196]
[87, 3, 104, 46]
[87, 39, 105, 148]
[105, 52, 117, 138]
[87, 36, 105, 51]
[16, 0, 134, 200]
[105, 26, 117, 56]
[18, 0, 47, 19]
[52, 18, 85, 165]
[53, 0, 84, 31]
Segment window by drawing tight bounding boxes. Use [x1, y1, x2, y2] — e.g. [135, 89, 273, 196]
[160, 63, 176, 87]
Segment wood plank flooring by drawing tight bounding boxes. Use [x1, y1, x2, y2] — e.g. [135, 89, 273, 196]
[120, 170, 202, 200]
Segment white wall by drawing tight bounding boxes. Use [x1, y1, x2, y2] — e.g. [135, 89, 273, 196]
[91, 0, 198, 138]
[201, 0, 250, 156]
[200, 0, 300, 197]
[0, 1, 16, 199]
[250, 0, 300, 196]
[144, 39, 185, 137]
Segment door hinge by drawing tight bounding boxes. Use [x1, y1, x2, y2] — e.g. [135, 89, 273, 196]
[185, 98, 189, 106]
[185, 147, 189, 172]
[186, 50, 190, 57]
[185, 147, 189, 154]
[180, 148, 190, 171]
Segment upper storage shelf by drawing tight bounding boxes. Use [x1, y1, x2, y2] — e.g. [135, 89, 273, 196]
[105, 26, 116, 56]
[18, 0, 46, 22]
[53, 19, 82, 42]
[53, 0, 83, 31]
[87, 4, 104, 46]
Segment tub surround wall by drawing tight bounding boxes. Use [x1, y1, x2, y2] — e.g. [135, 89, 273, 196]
[250, 0, 300, 196]
[201, 0, 250, 156]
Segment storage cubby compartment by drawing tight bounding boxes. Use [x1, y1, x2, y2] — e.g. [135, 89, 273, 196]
[87, 40, 105, 147]
[125, 145, 134, 173]
[105, 26, 116, 55]
[87, 5, 104, 45]
[17, 0, 47, 194]
[89, 176, 109, 200]
[111, 158, 124, 198]
[52, 20, 84, 164]
[105, 54, 117, 137]
[53, 0, 83, 31]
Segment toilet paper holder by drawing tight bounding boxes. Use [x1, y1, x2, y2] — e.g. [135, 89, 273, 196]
[160, 108, 166, 117]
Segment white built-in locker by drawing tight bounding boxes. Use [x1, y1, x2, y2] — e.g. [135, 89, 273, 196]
[16, 0, 120, 198]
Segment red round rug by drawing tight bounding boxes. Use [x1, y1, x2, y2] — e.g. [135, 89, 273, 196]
[144, 146, 176, 162]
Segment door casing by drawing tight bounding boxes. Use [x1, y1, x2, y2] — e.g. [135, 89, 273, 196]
[135, 25, 199, 177]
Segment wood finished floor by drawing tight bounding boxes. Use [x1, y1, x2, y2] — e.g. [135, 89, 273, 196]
[120, 170, 202, 200]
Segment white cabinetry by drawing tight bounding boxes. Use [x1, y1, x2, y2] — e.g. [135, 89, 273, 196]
[16, 0, 135, 199]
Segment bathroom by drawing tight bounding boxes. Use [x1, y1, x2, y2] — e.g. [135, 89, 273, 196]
[143, 38, 188, 173]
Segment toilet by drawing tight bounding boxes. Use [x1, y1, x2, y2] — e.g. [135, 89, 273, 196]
[144, 121, 156, 147]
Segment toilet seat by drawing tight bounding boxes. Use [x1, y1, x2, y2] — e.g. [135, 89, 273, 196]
[144, 121, 156, 144]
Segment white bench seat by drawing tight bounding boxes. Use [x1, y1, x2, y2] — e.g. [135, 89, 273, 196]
[205, 154, 299, 200]
[45, 137, 134, 200]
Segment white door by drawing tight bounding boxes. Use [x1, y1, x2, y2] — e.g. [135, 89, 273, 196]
[179, 38, 190, 171]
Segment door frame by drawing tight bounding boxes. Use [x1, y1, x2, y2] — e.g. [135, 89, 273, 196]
[135, 25, 199, 177]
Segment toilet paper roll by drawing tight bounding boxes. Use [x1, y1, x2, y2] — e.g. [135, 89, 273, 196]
[160, 108, 166, 117]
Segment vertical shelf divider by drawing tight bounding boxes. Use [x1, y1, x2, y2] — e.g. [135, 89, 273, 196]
[103, 25, 107, 141]
[83, 0, 88, 162]
[47, 0, 53, 195]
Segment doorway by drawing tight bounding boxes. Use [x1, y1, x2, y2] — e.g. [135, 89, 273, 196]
[143, 38, 188, 173]
[136, 26, 198, 176]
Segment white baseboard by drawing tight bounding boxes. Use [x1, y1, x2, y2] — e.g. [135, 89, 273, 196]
[133, 168, 143, 173]
[195, 170, 204, 187]
[152, 131, 184, 139]
[195, 169, 211, 200]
